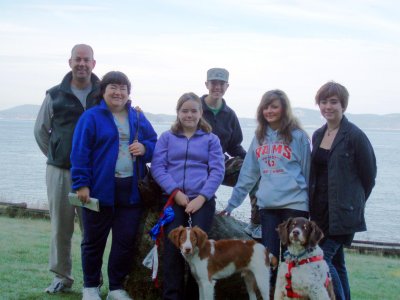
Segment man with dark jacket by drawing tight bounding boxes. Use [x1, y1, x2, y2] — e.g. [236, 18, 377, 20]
[34, 44, 99, 294]
[201, 68, 246, 160]
[200, 68, 261, 238]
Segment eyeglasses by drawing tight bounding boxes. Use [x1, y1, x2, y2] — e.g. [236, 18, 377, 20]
[108, 84, 128, 92]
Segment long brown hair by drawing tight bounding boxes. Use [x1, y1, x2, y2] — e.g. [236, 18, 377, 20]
[255, 89, 304, 144]
[171, 92, 212, 134]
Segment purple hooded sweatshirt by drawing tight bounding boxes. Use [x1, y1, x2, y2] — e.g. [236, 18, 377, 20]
[151, 129, 224, 200]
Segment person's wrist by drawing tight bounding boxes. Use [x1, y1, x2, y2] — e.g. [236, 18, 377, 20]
[198, 193, 208, 201]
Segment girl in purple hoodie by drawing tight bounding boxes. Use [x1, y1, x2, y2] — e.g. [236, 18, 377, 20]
[151, 92, 225, 300]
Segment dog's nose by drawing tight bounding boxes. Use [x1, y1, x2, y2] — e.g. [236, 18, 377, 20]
[183, 247, 192, 254]
[292, 229, 300, 236]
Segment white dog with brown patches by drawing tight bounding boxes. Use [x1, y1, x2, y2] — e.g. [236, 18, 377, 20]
[168, 225, 275, 300]
[274, 217, 335, 300]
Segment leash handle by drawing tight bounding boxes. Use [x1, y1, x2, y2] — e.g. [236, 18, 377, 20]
[157, 189, 179, 244]
[188, 213, 192, 228]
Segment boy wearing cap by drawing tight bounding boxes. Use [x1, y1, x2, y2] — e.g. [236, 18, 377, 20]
[201, 68, 246, 160]
[201, 68, 261, 238]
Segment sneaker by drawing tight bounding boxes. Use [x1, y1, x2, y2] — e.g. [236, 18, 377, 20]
[251, 224, 262, 239]
[45, 276, 72, 293]
[244, 222, 258, 236]
[83, 287, 101, 300]
[106, 289, 133, 300]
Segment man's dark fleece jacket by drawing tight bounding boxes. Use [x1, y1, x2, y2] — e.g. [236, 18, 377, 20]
[201, 95, 246, 159]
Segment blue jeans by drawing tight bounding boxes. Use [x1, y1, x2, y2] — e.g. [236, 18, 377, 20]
[259, 208, 309, 289]
[259, 208, 309, 259]
[320, 237, 350, 300]
[162, 198, 216, 300]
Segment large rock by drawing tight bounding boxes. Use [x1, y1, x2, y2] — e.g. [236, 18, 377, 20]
[125, 209, 261, 300]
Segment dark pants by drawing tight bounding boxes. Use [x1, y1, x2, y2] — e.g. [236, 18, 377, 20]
[259, 208, 309, 258]
[259, 208, 309, 289]
[320, 238, 350, 300]
[162, 198, 216, 300]
[81, 177, 143, 290]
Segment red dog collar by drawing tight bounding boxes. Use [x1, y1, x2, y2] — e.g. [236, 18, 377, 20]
[285, 255, 330, 298]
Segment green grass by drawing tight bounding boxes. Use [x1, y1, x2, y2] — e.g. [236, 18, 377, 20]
[346, 251, 400, 299]
[0, 215, 399, 299]
[0, 216, 110, 300]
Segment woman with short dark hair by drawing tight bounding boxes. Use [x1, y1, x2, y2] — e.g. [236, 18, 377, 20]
[310, 81, 377, 300]
[71, 71, 157, 300]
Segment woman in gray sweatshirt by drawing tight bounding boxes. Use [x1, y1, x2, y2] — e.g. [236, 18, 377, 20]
[222, 90, 311, 282]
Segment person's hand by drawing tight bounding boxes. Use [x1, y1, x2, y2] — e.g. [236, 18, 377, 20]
[135, 105, 143, 113]
[218, 209, 231, 216]
[174, 191, 189, 207]
[77, 187, 90, 204]
[185, 195, 206, 214]
[129, 140, 146, 157]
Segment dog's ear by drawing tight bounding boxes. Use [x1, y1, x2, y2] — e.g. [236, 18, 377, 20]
[168, 226, 185, 248]
[308, 220, 324, 247]
[277, 218, 292, 246]
[192, 226, 208, 249]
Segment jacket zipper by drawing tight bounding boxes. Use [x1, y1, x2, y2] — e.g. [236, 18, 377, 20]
[182, 137, 190, 194]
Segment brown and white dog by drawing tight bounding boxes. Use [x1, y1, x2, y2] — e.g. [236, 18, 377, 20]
[168, 225, 275, 300]
[274, 217, 335, 300]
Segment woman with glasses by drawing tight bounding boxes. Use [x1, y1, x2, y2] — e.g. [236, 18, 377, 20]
[71, 71, 157, 300]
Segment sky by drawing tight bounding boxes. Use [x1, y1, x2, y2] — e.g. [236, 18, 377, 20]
[0, 0, 399, 117]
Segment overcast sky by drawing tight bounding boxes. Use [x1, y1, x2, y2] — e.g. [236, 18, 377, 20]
[0, 0, 399, 117]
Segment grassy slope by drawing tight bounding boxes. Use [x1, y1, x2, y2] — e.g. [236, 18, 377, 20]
[0, 216, 399, 300]
[0, 216, 110, 300]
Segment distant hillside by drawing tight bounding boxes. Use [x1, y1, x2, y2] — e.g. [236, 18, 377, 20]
[1, 104, 400, 130]
[294, 108, 400, 130]
[0, 105, 40, 120]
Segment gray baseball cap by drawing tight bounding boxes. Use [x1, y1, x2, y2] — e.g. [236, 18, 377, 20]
[207, 68, 229, 82]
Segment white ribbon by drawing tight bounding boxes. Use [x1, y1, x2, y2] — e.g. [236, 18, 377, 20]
[142, 244, 159, 280]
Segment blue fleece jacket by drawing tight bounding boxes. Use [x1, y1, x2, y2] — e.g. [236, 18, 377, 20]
[71, 100, 157, 206]
[150, 129, 225, 200]
[225, 127, 310, 213]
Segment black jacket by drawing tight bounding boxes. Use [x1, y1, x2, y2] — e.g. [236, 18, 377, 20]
[201, 96, 246, 159]
[309, 116, 377, 235]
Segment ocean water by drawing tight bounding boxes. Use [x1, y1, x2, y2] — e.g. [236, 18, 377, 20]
[0, 119, 399, 243]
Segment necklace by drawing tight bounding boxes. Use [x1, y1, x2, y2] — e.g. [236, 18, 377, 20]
[326, 125, 340, 136]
